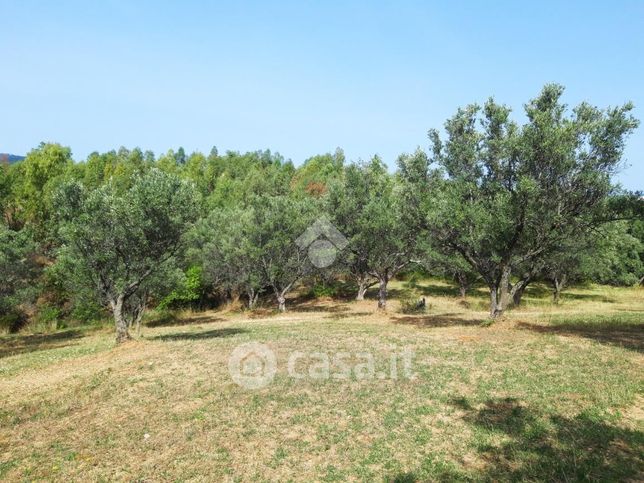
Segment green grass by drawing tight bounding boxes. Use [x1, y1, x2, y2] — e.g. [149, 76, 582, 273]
[0, 281, 642, 481]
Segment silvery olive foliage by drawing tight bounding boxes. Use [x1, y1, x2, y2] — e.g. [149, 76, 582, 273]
[55, 169, 199, 341]
[0, 85, 641, 339]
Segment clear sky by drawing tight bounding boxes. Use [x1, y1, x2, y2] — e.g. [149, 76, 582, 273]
[2, 0, 643, 190]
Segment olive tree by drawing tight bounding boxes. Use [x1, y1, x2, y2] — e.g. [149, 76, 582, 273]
[252, 195, 317, 311]
[0, 224, 39, 330]
[329, 157, 418, 309]
[193, 195, 317, 312]
[409, 85, 638, 317]
[191, 207, 266, 309]
[55, 169, 199, 342]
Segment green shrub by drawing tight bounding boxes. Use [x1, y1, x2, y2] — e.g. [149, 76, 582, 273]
[400, 294, 429, 314]
[310, 282, 338, 298]
[157, 266, 204, 310]
[0, 312, 25, 333]
[34, 304, 63, 331]
[70, 299, 105, 324]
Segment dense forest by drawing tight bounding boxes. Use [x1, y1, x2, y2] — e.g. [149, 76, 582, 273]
[1, 85, 643, 342]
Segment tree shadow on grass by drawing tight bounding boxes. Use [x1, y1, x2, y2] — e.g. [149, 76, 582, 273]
[326, 311, 372, 320]
[0, 329, 85, 359]
[521, 283, 617, 303]
[453, 397, 643, 481]
[393, 397, 643, 481]
[146, 313, 224, 328]
[388, 284, 460, 299]
[389, 282, 490, 300]
[516, 320, 644, 353]
[151, 327, 247, 341]
[391, 313, 483, 328]
[558, 292, 617, 303]
[293, 303, 351, 314]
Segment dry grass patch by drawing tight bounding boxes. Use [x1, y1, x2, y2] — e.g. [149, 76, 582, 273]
[1, 280, 642, 481]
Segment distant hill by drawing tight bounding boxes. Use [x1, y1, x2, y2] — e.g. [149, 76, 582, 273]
[0, 153, 25, 164]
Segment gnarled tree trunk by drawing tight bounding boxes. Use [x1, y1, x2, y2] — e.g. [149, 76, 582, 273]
[489, 266, 511, 318]
[552, 274, 567, 304]
[377, 276, 388, 310]
[110, 295, 131, 344]
[510, 277, 531, 306]
[498, 265, 511, 312]
[247, 289, 259, 310]
[125, 290, 147, 337]
[355, 276, 376, 301]
[272, 281, 295, 312]
[456, 271, 470, 299]
[510, 262, 542, 307]
[277, 293, 287, 312]
[511, 283, 527, 306]
[489, 284, 499, 318]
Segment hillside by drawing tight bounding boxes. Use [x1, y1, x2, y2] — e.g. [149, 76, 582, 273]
[0, 153, 25, 164]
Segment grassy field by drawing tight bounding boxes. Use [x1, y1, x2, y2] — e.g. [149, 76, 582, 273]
[1, 280, 642, 481]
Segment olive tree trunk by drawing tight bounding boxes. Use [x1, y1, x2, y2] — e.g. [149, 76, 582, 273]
[498, 265, 511, 312]
[355, 277, 376, 301]
[510, 277, 532, 306]
[377, 276, 388, 310]
[489, 265, 512, 318]
[247, 289, 259, 310]
[276, 292, 287, 312]
[456, 272, 469, 298]
[552, 274, 567, 304]
[110, 295, 131, 344]
[489, 284, 499, 318]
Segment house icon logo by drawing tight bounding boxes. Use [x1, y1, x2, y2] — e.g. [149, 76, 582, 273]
[228, 342, 277, 389]
[295, 216, 348, 268]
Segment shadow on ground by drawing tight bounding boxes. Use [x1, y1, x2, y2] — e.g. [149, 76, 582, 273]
[391, 313, 483, 328]
[503, 283, 617, 304]
[293, 303, 351, 314]
[393, 397, 643, 481]
[0, 329, 85, 358]
[558, 292, 617, 303]
[151, 327, 247, 341]
[146, 314, 224, 328]
[326, 311, 372, 320]
[517, 320, 644, 352]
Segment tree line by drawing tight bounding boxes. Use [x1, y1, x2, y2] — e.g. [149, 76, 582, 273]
[1, 85, 642, 342]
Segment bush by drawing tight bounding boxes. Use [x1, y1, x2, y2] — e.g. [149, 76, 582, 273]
[34, 304, 63, 331]
[157, 266, 204, 310]
[400, 293, 429, 314]
[69, 299, 105, 324]
[310, 282, 338, 298]
[0, 312, 26, 333]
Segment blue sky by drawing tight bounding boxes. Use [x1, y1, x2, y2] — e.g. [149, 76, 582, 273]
[2, 0, 643, 190]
